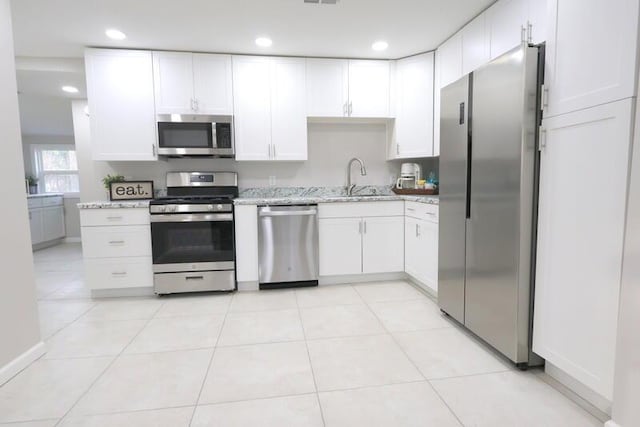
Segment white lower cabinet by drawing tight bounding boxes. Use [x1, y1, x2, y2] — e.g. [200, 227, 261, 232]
[80, 208, 152, 291]
[29, 209, 44, 245]
[533, 99, 633, 400]
[404, 202, 439, 293]
[42, 206, 66, 242]
[29, 196, 65, 247]
[318, 202, 404, 277]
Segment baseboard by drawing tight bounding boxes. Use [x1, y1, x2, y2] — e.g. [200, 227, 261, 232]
[604, 421, 621, 427]
[319, 272, 405, 285]
[64, 237, 81, 243]
[237, 281, 259, 292]
[406, 275, 437, 299]
[0, 341, 46, 386]
[91, 287, 155, 298]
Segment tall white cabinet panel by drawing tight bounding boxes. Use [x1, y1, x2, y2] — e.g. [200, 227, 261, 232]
[192, 54, 234, 115]
[462, 14, 490, 75]
[362, 216, 404, 274]
[319, 218, 363, 276]
[527, 0, 548, 44]
[232, 56, 272, 161]
[85, 49, 157, 161]
[270, 58, 308, 160]
[394, 53, 434, 158]
[306, 59, 349, 117]
[348, 60, 390, 118]
[235, 205, 259, 282]
[487, 0, 526, 60]
[152, 52, 194, 114]
[533, 99, 633, 400]
[544, 0, 639, 117]
[438, 32, 463, 89]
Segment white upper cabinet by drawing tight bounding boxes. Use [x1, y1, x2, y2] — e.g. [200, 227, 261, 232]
[232, 56, 272, 161]
[533, 99, 633, 399]
[527, 0, 548, 44]
[270, 58, 308, 161]
[348, 60, 391, 118]
[544, 0, 639, 117]
[433, 51, 441, 157]
[462, 13, 490, 75]
[306, 59, 349, 117]
[153, 52, 233, 115]
[192, 54, 233, 115]
[393, 52, 434, 158]
[438, 32, 463, 88]
[85, 49, 157, 161]
[487, 0, 527, 60]
[153, 52, 194, 114]
[233, 56, 307, 161]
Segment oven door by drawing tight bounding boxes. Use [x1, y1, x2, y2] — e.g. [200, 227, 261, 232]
[150, 213, 235, 273]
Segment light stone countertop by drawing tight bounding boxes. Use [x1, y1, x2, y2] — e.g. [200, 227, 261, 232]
[27, 193, 64, 199]
[77, 200, 151, 209]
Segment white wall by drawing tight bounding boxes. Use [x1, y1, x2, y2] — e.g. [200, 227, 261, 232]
[609, 92, 640, 427]
[0, 0, 42, 376]
[76, 119, 407, 201]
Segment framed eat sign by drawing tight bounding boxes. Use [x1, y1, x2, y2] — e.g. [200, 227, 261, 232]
[109, 181, 154, 201]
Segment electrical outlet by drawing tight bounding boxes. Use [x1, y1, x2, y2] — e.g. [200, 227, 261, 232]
[269, 176, 276, 186]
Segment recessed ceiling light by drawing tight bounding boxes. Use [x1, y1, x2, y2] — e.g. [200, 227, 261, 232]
[372, 41, 389, 51]
[105, 28, 126, 40]
[62, 85, 79, 94]
[255, 37, 273, 47]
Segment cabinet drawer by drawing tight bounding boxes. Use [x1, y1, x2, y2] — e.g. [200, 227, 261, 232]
[41, 196, 63, 207]
[82, 225, 151, 258]
[405, 201, 439, 223]
[84, 257, 153, 290]
[28, 198, 43, 209]
[80, 208, 150, 226]
[319, 201, 404, 219]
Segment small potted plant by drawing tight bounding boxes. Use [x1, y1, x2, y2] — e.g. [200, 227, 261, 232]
[26, 175, 38, 194]
[102, 174, 125, 199]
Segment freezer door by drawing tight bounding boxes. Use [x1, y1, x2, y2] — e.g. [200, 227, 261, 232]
[464, 46, 539, 363]
[437, 75, 469, 323]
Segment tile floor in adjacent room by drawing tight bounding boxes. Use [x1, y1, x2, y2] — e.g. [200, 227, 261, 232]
[0, 243, 602, 426]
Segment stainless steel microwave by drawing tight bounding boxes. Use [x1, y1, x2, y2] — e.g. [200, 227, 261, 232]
[156, 114, 234, 157]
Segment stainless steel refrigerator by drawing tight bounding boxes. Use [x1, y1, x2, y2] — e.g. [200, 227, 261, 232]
[438, 45, 543, 366]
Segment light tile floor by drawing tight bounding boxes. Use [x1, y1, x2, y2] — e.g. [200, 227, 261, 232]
[0, 243, 602, 426]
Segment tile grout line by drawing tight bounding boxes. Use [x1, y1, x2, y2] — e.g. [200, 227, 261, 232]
[295, 288, 327, 427]
[353, 281, 467, 427]
[188, 291, 234, 426]
[52, 300, 166, 426]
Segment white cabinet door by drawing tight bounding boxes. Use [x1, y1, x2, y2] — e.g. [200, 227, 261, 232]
[319, 218, 362, 276]
[270, 58, 308, 161]
[362, 216, 404, 274]
[527, 0, 548, 44]
[85, 49, 157, 161]
[235, 205, 259, 282]
[420, 219, 438, 293]
[29, 209, 44, 245]
[306, 59, 349, 117]
[348, 60, 390, 118]
[232, 56, 272, 161]
[192, 53, 233, 115]
[42, 206, 65, 241]
[394, 53, 434, 158]
[533, 99, 633, 400]
[487, 0, 526, 60]
[438, 32, 463, 88]
[544, 0, 639, 117]
[152, 51, 194, 114]
[462, 13, 490, 75]
[404, 216, 420, 279]
[433, 51, 441, 157]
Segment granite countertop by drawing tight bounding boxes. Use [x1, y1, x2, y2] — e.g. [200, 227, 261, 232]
[27, 193, 64, 199]
[77, 200, 151, 209]
[77, 187, 439, 209]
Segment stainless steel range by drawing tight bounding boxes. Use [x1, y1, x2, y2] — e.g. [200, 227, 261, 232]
[150, 172, 238, 294]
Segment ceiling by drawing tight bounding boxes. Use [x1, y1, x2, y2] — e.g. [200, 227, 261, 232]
[10, 0, 495, 59]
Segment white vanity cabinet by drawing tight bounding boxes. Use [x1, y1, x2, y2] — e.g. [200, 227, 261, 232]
[318, 202, 404, 277]
[80, 208, 153, 291]
[404, 202, 439, 294]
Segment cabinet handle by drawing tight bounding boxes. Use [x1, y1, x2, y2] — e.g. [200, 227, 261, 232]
[185, 275, 205, 281]
[416, 224, 421, 237]
[190, 98, 195, 111]
[520, 25, 527, 44]
[194, 98, 199, 111]
[106, 216, 123, 221]
[527, 20, 533, 43]
[273, 144, 276, 159]
[396, 144, 400, 155]
[348, 101, 353, 116]
[111, 271, 127, 276]
[108, 240, 125, 245]
[363, 220, 367, 234]
[358, 220, 362, 234]
[152, 144, 156, 156]
[343, 102, 347, 116]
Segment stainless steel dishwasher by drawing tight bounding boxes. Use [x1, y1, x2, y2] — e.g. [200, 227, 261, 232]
[258, 205, 319, 289]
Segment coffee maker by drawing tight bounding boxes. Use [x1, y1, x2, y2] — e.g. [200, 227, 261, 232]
[396, 163, 422, 189]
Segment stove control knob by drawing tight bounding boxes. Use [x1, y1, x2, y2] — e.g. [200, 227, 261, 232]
[216, 204, 223, 211]
[207, 204, 214, 211]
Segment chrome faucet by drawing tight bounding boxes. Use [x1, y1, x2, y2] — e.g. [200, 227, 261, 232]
[346, 157, 367, 196]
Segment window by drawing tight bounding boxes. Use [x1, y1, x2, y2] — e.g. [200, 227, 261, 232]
[33, 145, 80, 194]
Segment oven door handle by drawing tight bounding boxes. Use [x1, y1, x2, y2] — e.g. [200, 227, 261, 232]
[150, 213, 233, 223]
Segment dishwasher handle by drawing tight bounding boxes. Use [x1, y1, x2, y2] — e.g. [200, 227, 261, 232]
[259, 208, 317, 217]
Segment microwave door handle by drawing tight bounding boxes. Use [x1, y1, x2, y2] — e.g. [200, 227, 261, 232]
[211, 123, 217, 149]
